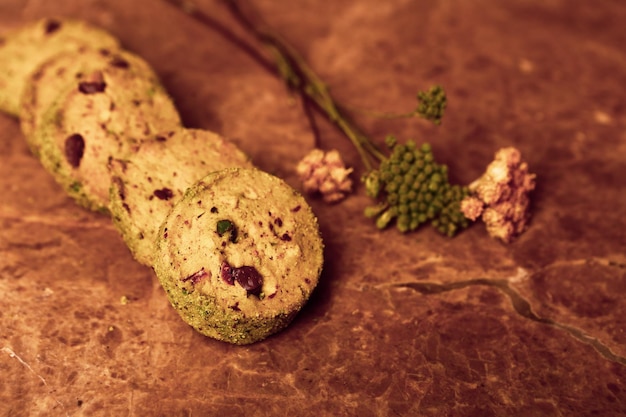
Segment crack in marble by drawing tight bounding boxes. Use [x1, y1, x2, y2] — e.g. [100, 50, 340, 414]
[541, 256, 626, 271]
[390, 278, 626, 367]
[1, 346, 69, 417]
[3, 238, 62, 251]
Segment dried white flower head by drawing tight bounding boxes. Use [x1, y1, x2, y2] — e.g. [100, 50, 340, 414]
[296, 149, 353, 203]
[461, 147, 536, 243]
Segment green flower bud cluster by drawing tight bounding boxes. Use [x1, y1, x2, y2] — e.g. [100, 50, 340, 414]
[416, 85, 446, 125]
[364, 136, 469, 237]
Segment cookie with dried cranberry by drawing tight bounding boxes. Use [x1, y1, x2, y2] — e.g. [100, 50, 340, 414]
[0, 18, 120, 116]
[153, 167, 324, 345]
[34, 48, 182, 213]
[20, 47, 126, 155]
[108, 128, 254, 266]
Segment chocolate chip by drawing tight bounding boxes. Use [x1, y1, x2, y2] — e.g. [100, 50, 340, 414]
[291, 205, 301, 212]
[274, 217, 283, 227]
[45, 20, 61, 34]
[78, 81, 106, 94]
[280, 233, 292, 242]
[155, 135, 167, 142]
[64, 134, 85, 168]
[153, 188, 174, 200]
[210, 207, 218, 213]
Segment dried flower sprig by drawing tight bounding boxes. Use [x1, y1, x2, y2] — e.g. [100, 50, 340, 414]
[363, 136, 470, 236]
[460, 147, 536, 242]
[164, 0, 535, 240]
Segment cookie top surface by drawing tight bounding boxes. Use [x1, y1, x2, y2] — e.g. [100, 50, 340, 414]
[0, 18, 120, 116]
[34, 48, 182, 212]
[109, 128, 254, 266]
[153, 167, 324, 344]
[20, 47, 124, 153]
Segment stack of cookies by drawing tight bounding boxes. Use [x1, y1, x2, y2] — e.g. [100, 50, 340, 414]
[0, 18, 324, 344]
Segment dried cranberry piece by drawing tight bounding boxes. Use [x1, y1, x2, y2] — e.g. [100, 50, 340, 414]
[220, 261, 263, 296]
[45, 20, 61, 34]
[232, 266, 263, 297]
[109, 56, 130, 69]
[182, 268, 208, 285]
[64, 134, 85, 168]
[78, 81, 106, 94]
[112, 176, 126, 201]
[153, 188, 174, 200]
[221, 261, 234, 285]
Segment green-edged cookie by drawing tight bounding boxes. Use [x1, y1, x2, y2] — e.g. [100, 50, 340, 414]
[109, 128, 254, 266]
[20, 47, 124, 155]
[0, 18, 120, 116]
[153, 167, 324, 345]
[34, 48, 182, 213]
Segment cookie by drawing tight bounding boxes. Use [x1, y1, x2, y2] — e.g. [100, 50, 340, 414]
[20, 47, 123, 155]
[0, 18, 120, 116]
[109, 128, 254, 266]
[34, 48, 182, 213]
[153, 167, 324, 345]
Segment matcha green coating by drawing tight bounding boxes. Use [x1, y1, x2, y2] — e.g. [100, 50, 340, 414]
[153, 168, 324, 344]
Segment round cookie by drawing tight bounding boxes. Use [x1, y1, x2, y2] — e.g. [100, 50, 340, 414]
[34, 49, 182, 213]
[153, 167, 324, 345]
[0, 18, 120, 116]
[20, 47, 124, 155]
[109, 128, 254, 266]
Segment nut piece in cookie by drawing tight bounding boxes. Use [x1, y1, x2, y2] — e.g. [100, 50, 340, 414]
[109, 128, 254, 266]
[153, 167, 324, 345]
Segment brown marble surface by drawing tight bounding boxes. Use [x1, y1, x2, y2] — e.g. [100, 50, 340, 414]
[1, 0, 625, 416]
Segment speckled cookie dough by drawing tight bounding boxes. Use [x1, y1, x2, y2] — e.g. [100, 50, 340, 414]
[33, 48, 182, 213]
[0, 17, 120, 116]
[109, 128, 254, 266]
[153, 167, 324, 345]
[20, 47, 125, 155]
